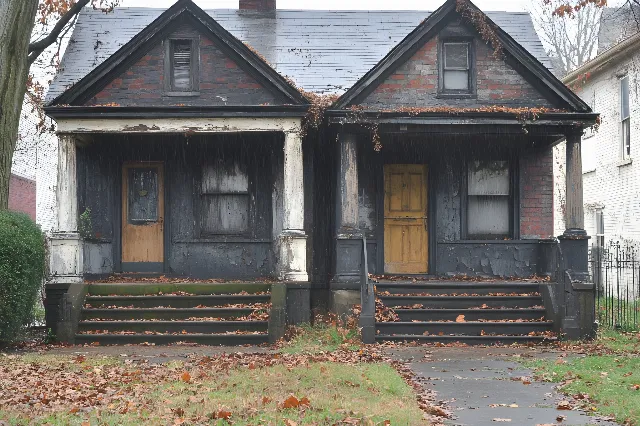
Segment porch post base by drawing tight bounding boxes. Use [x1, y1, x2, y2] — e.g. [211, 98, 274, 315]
[277, 231, 308, 282]
[332, 233, 364, 288]
[48, 232, 84, 284]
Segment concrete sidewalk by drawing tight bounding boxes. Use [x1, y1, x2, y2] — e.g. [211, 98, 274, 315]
[385, 346, 620, 426]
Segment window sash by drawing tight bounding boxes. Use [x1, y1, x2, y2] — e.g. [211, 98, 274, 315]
[171, 40, 193, 91]
[200, 194, 250, 235]
[443, 43, 470, 70]
[622, 118, 631, 159]
[466, 160, 511, 239]
[621, 75, 630, 120]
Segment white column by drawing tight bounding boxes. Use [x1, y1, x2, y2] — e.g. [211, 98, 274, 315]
[278, 130, 308, 282]
[48, 134, 83, 284]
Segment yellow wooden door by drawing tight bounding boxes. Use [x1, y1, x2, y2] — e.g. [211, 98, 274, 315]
[122, 162, 164, 271]
[384, 164, 428, 274]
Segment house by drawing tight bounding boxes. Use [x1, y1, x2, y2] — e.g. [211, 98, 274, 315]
[556, 7, 640, 245]
[43, 0, 598, 345]
[8, 173, 36, 221]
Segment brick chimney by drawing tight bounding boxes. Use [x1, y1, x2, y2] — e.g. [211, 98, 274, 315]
[239, 0, 275, 10]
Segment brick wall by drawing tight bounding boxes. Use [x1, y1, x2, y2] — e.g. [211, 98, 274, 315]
[9, 174, 36, 221]
[361, 30, 553, 109]
[520, 148, 554, 239]
[87, 24, 281, 107]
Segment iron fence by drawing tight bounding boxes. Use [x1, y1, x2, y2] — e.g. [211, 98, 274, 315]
[590, 242, 640, 331]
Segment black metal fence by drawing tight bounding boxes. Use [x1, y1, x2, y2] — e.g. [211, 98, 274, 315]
[590, 242, 640, 331]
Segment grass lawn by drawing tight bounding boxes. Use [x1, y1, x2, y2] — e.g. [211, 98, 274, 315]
[0, 326, 427, 425]
[522, 329, 640, 425]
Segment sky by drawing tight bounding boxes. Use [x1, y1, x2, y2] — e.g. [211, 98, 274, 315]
[121, 0, 532, 12]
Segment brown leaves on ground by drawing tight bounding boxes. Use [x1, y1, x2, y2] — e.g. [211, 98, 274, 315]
[280, 395, 311, 409]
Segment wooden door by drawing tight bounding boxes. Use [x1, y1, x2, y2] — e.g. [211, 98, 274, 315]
[122, 162, 164, 272]
[384, 164, 428, 274]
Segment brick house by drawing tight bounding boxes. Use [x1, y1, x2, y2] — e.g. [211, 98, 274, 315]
[8, 173, 36, 221]
[43, 0, 598, 345]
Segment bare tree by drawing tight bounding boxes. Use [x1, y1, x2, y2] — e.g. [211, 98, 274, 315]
[531, 0, 602, 76]
[0, 0, 117, 210]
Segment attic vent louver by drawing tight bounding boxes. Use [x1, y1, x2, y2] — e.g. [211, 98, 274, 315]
[171, 40, 192, 91]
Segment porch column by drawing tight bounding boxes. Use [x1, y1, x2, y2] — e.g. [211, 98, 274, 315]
[558, 129, 595, 340]
[278, 130, 308, 282]
[48, 134, 83, 284]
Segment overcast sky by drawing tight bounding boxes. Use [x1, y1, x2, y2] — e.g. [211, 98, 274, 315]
[121, 0, 531, 12]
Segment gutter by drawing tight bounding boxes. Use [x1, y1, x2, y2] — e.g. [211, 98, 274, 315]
[563, 31, 640, 84]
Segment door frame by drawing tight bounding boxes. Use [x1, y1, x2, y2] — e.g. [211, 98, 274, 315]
[376, 160, 436, 275]
[120, 161, 166, 273]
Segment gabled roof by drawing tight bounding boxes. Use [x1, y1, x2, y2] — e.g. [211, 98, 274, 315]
[332, 0, 591, 112]
[46, 7, 552, 102]
[48, 0, 307, 106]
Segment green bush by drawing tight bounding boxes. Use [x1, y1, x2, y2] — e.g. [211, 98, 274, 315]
[0, 211, 45, 344]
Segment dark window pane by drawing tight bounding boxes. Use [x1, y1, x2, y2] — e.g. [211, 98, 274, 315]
[443, 70, 469, 91]
[202, 160, 248, 194]
[468, 196, 510, 236]
[621, 76, 630, 120]
[172, 40, 192, 91]
[201, 194, 249, 234]
[128, 168, 158, 223]
[623, 118, 631, 158]
[444, 43, 469, 69]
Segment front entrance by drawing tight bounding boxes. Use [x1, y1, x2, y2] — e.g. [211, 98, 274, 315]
[384, 164, 429, 274]
[121, 162, 164, 272]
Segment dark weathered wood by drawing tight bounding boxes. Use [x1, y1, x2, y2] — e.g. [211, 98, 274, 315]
[564, 131, 585, 233]
[337, 133, 359, 232]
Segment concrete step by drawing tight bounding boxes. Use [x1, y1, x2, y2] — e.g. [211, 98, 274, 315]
[75, 332, 268, 346]
[85, 294, 270, 309]
[78, 320, 267, 334]
[376, 321, 553, 336]
[374, 334, 555, 345]
[379, 295, 542, 309]
[81, 307, 257, 321]
[375, 281, 543, 295]
[394, 308, 546, 322]
[87, 282, 272, 296]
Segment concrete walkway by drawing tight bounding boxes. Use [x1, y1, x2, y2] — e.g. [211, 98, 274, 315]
[385, 346, 620, 426]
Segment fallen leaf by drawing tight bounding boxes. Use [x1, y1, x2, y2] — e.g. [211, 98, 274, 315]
[556, 401, 572, 410]
[492, 419, 512, 422]
[180, 372, 191, 383]
[281, 395, 300, 409]
[456, 314, 466, 323]
[284, 420, 298, 426]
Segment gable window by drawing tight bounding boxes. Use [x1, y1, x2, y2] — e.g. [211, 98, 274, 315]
[467, 160, 511, 239]
[165, 38, 199, 95]
[620, 75, 631, 159]
[440, 41, 473, 94]
[200, 159, 250, 235]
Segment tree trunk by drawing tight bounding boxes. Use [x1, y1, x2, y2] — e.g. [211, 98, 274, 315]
[0, 0, 38, 210]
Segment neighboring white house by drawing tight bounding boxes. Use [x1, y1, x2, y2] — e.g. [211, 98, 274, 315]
[554, 10, 640, 246]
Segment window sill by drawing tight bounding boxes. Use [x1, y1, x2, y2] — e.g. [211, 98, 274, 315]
[618, 158, 633, 167]
[583, 168, 596, 174]
[436, 92, 476, 99]
[164, 91, 201, 97]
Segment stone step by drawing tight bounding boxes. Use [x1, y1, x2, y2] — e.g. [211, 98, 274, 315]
[376, 321, 553, 336]
[81, 307, 257, 321]
[87, 282, 272, 296]
[374, 334, 555, 345]
[78, 320, 268, 334]
[394, 308, 547, 322]
[84, 294, 270, 309]
[375, 281, 543, 295]
[75, 333, 268, 346]
[379, 295, 542, 309]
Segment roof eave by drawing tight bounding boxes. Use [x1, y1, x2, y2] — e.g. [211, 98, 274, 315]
[44, 105, 309, 119]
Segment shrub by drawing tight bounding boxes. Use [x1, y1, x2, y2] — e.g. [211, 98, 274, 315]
[0, 211, 45, 344]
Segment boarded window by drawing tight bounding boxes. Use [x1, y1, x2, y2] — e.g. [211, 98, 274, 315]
[467, 160, 510, 238]
[171, 40, 193, 91]
[128, 168, 159, 223]
[443, 42, 470, 92]
[200, 159, 250, 235]
[620, 75, 631, 159]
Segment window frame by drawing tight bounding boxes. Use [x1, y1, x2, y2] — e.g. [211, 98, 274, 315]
[461, 158, 516, 240]
[164, 36, 200, 96]
[620, 74, 631, 160]
[438, 38, 476, 98]
[595, 208, 605, 247]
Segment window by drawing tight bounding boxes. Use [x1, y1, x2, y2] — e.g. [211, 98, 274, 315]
[442, 42, 471, 93]
[200, 159, 250, 235]
[128, 168, 159, 224]
[467, 160, 511, 239]
[595, 208, 605, 247]
[165, 38, 199, 94]
[620, 75, 631, 159]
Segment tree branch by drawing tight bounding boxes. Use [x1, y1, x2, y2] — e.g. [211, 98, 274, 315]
[27, 0, 90, 62]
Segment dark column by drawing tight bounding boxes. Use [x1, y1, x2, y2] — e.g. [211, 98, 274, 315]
[331, 132, 362, 316]
[558, 130, 595, 340]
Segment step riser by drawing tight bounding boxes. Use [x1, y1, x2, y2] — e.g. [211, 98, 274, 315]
[78, 321, 268, 334]
[395, 309, 546, 322]
[376, 284, 541, 295]
[379, 296, 542, 309]
[87, 283, 272, 296]
[85, 295, 270, 309]
[81, 308, 257, 321]
[375, 335, 553, 344]
[75, 334, 268, 346]
[376, 322, 552, 335]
